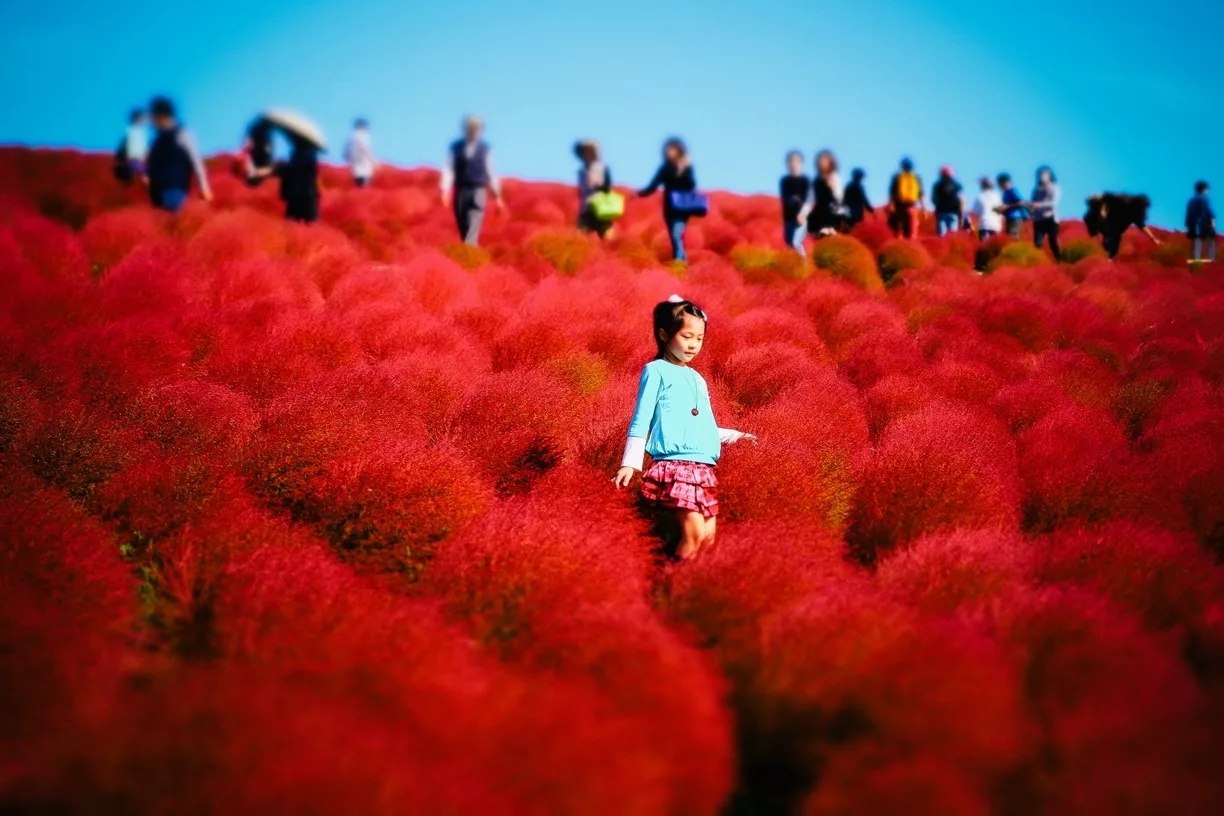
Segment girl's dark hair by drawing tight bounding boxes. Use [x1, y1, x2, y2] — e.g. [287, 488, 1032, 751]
[652, 298, 707, 358]
[663, 137, 687, 159]
[1036, 165, 1057, 183]
[816, 149, 838, 176]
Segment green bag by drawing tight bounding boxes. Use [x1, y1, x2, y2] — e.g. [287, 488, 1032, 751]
[587, 191, 625, 221]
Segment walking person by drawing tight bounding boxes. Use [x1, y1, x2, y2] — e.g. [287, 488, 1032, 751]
[575, 139, 615, 238]
[113, 108, 148, 183]
[145, 96, 212, 212]
[932, 166, 963, 237]
[1085, 193, 1162, 258]
[843, 167, 874, 229]
[638, 137, 700, 262]
[779, 150, 810, 254]
[997, 173, 1027, 238]
[276, 134, 321, 223]
[971, 177, 1004, 240]
[345, 118, 376, 188]
[241, 116, 275, 186]
[888, 157, 924, 238]
[440, 115, 505, 246]
[1030, 165, 1062, 260]
[612, 295, 755, 560]
[804, 149, 845, 237]
[1186, 180, 1216, 262]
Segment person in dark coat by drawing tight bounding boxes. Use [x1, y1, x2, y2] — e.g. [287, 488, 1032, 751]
[145, 96, 212, 211]
[843, 168, 874, 228]
[779, 150, 810, 254]
[275, 134, 321, 223]
[638, 137, 698, 261]
[1186, 180, 1216, 262]
[440, 115, 505, 246]
[1084, 193, 1161, 258]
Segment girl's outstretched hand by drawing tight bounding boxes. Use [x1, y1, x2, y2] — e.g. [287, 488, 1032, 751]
[612, 466, 636, 489]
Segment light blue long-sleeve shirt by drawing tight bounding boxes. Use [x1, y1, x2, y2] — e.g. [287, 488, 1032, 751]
[623, 359, 722, 467]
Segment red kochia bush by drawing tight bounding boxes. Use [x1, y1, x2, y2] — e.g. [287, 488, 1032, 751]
[877, 528, 1032, 614]
[427, 465, 735, 814]
[851, 402, 1022, 563]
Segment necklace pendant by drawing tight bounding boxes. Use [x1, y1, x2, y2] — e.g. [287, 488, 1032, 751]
[691, 408, 699, 416]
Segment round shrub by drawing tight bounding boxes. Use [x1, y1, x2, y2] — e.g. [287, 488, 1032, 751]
[811, 235, 883, 291]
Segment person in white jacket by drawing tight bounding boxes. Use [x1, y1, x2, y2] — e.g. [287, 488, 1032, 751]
[971, 176, 1004, 240]
[345, 118, 376, 187]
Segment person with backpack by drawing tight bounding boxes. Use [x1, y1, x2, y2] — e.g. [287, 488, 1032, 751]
[345, 118, 376, 188]
[113, 108, 148, 184]
[843, 167, 874, 229]
[971, 176, 1004, 240]
[888, 157, 924, 238]
[804, 149, 846, 237]
[638, 137, 701, 262]
[145, 96, 212, 212]
[440, 115, 506, 246]
[931, 166, 963, 237]
[997, 173, 1027, 238]
[1030, 165, 1062, 261]
[1186, 180, 1216, 262]
[779, 150, 810, 254]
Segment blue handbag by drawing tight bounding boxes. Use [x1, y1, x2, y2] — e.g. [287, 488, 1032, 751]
[668, 190, 709, 217]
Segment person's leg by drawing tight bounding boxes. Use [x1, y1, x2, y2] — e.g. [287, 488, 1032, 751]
[1033, 219, 1046, 249]
[453, 189, 469, 240]
[699, 515, 718, 554]
[1048, 221, 1061, 261]
[669, 218, 687, 261]
[464, 188, 487, 246]
[1104, 230, 1120, 258]
[676, 509, 705, 560]
[907, 206, 920, 238]
[792, 222, 807, 256]
[783, 221, 796, 248]
[1210, 236, 1218, 262]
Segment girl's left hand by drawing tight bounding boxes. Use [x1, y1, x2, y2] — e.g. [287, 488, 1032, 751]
[744, 433, 759, 445]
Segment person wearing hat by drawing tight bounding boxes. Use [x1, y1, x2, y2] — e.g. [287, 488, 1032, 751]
[440, 115, 505, 246]
[574, 139, 614, 237]
[145, 96, 212, 212]
[345, 118, 376, 188]
[274, 133, 321, 223]
[932, 165, 964, 237]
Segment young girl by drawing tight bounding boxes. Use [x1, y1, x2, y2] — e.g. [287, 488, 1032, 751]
[612, 296, 754, 560]
[803, 149, 845, 237]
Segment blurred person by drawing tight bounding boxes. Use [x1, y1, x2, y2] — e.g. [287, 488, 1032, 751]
[112, 108, 148, 183]
[803, 149, 845, 237]
[888, 157, 924, 238]
[1030, 165, 1062, 260]
[638, 137, 702, 262]
[971, 176, 1003, 240]
[997, 173, 1027, 238]
[1186, 180, 1216, 262]
[1085, 193, 1161, 258]
[779, 150, 810, 254]
[145, 96, 212, 212]
[843, 167, 874, 228]
[345, 118, 376, 188]
[275, 134, 321, 223]
[240, 116, 275, 186]
[440, 115, 505, 246]
[575, 139, 615, 238]
[932, 165, 963, 237]
[612, 295, 755, 560]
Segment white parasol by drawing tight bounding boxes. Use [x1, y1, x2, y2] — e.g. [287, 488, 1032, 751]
[262, 109, 328, 150]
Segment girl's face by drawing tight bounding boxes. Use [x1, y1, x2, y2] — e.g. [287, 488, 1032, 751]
[661, 313, 705, 364]
[787, 154, 804, 175]
[817, 153, 833, 175]
[1039, 170, 1052, 184]
[664, 145, 681, 163]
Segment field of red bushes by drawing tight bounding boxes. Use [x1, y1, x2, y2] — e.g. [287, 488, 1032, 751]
[2, 146, 1224, 814]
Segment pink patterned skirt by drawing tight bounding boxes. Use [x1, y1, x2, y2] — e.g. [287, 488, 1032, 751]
[641, 459, 719, 518]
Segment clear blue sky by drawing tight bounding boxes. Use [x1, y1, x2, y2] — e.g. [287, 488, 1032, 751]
[1, 0, 1219, 226]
